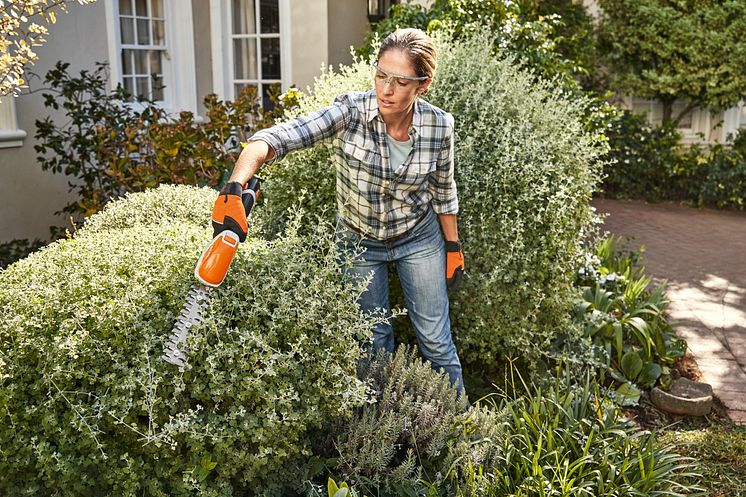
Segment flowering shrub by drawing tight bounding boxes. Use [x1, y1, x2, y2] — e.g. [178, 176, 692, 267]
[0, 186, 372, 496]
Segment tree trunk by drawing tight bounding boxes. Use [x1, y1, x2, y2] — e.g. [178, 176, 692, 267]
[661, 99, 673, 124]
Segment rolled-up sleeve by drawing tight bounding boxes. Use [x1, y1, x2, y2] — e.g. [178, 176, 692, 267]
[428, 114, 459, 215]
[249, 93, 353, 166]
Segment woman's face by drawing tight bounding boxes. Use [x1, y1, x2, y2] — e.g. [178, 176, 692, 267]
[374, 48, 431, 120]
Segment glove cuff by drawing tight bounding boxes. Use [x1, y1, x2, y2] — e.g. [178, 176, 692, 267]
[444, 240, 462, 252]
[220, 181, 243, 197]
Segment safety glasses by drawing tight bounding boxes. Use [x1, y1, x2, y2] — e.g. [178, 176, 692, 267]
[373, 64, 429, 90]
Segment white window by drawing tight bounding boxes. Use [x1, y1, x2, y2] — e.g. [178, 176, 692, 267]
[118, 0, 166, 101]
[0, 97, 26, 149]
[232, 0, 282, 109]
[210, 0, 290, 110]
[105, 0, 198, 113]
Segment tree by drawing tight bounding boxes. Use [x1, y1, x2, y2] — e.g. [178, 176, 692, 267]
[359, 0, 598, 87]
[0, 0, 96, 97]
[597, 0, 746, 125]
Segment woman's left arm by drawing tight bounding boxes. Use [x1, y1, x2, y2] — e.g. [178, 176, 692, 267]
[438, 214, 459, 242]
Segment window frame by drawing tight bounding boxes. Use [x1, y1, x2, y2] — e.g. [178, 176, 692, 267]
[0, 97, 27, 149]
[209, 0, 291, 105]
[104, 0, 198, 114]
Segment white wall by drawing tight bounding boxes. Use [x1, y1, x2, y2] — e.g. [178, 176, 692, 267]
[0, 1, 109, 242]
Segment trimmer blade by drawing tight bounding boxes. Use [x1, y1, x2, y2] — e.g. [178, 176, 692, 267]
[162, 284, 211, 367]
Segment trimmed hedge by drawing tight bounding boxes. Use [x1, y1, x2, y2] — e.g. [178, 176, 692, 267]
[257, 32, 605, 369]
[0, 186, 372, 496]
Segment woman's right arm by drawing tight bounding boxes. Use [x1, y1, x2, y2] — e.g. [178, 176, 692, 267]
[228, 139, 275, 186]
[228, 94, 354, 185]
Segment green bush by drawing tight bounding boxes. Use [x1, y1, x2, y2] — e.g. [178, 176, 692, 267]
[79, 183, 215, 234]
[602, 111, 746, 211]
[0, 186, 372, 496]
[359, 0, 598, 87]
[258, 32, 604, 371]
[34, 61, 294, 219]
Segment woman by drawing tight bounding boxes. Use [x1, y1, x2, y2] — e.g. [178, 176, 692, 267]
[211, 28, 465, 392]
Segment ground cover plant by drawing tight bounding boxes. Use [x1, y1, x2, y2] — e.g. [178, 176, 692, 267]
[0, 185, 375, 497]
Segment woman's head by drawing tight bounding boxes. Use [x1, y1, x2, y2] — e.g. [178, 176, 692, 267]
[374, 28, 436, 120]
[378, 28, 437, 80]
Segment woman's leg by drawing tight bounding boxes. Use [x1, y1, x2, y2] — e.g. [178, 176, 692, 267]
[392, 211, 464, 393]
[336, 221, 394, 352]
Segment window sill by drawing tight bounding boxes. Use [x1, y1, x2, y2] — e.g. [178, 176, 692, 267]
[0, 129, 27, 149]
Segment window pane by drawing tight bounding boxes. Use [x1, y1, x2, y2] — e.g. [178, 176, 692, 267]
[119, 0, 133, 15]
[135, 50, 147, 74]
[137, 19, 150, 45]
[152, 75, 164, 101]
[122, 49, 134, 75]
[232, 0, 256, 34]
[136, 76, 149, 99]
[235, 83, 258, 100]
[233, 38, 257, 80]
[151, 0, 163, 18]
[259, 0, 279, 33]
[153, 20, 165, 45]
[262, 82, 281, 111]
[135, 0, 147, 16]
[123, 77, 135, 101]
[261, 38, 281, 79]
[120, 17, 135, 44]
[740, 104, 746, 128]
[149, 50, 162, 75]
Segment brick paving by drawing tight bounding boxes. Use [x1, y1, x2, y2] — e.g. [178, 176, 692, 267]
[592, 198, 746, 424]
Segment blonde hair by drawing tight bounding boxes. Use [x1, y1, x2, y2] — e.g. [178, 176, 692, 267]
[377, 28, 437, 80]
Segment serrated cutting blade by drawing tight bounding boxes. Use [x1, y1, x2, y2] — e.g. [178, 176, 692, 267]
[162, 284, 211, 367]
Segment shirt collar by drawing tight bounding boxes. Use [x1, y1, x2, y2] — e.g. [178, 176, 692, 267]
[365, 89, 423, 138]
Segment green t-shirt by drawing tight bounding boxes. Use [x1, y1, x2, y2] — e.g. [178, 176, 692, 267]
[386, 133, 413, 171]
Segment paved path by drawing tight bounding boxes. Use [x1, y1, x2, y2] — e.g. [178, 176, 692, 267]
[592, 198, 746, 424]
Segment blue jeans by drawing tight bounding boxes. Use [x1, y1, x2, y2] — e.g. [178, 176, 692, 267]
[336, 208, 464, 393]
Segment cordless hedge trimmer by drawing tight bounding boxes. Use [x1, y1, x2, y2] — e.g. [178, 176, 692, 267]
[162, 177, 260, 368]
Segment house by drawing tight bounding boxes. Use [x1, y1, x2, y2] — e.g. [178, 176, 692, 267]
[0, 0, 379, 243]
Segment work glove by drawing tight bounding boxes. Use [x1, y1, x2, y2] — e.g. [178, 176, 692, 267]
[211, 181, 249, 242]
[445, 240, 465, 291]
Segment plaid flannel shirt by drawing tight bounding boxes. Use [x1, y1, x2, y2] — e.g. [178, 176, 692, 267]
[250, 90, 459, 240]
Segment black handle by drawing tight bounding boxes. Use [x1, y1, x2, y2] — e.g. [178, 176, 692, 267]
[241, 177, 261, 218]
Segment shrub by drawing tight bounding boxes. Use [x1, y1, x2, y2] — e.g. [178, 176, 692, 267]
[0, 185, 372, 496]
[79, 183, 216, 234]
[34, 61, 293, 219]
[574, 237, 687, 405]
[602, 112, 746, 211]
[258, 32, 605, 371]
[324, 348, 467, 495]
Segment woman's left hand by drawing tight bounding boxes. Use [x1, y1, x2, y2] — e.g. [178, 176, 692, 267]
[445, 240, 464, 291]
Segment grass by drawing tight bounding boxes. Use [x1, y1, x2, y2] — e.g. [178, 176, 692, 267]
[660, 426, 746, 497]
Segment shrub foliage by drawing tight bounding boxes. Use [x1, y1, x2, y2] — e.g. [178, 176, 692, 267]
[0, 186, 372, 497]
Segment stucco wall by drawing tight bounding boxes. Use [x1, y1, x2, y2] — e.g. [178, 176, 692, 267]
[0, 1, 109, 243]
[327, 0, 368, 69]
[193, 0, 214, 114]
[289, 1, 329, 92]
